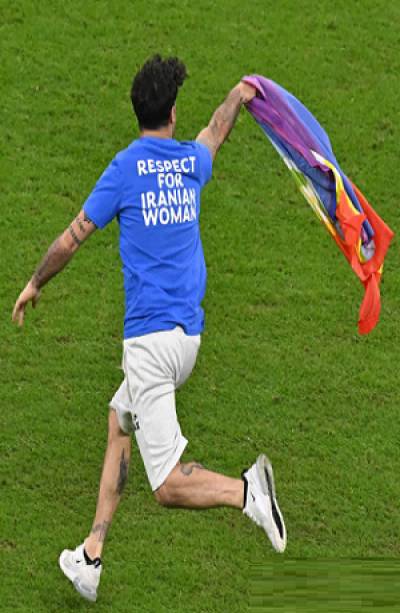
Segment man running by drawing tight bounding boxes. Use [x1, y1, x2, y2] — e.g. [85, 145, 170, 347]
[12, 55, 286, 603]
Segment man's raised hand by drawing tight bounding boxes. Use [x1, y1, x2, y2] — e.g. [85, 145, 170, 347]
[238, 81, 257, 104]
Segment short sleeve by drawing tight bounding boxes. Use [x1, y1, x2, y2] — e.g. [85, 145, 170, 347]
[195, 142, 213, 187]
[83, 157, 122, 229]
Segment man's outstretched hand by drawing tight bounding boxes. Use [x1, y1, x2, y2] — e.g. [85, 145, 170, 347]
[12, 280, 41, 327]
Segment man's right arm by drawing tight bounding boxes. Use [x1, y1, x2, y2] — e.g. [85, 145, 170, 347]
[12, 210, 97, 326]
[196, 81, 256, 160]
[13, 155, 121, 326]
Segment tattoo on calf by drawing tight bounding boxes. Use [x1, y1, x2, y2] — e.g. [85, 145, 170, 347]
[91, 520, 110, 542]
[180, 462, 204, 477]
[68, 224, 82, 246]
[117, 449, 129, 495]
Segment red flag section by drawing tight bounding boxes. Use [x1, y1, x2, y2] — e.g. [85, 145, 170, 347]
[333, 182, 394, 334]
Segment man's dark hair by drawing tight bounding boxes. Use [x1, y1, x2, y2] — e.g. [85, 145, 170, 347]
[131, 54, 187, 130]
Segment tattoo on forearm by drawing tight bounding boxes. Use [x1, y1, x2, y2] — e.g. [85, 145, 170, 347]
[32, 237, 73, 289]
[117, 449, 129, 495]
[68, 224, 82, 246]
[30, 212, 95, 290]
[180, 462, 204, 477]
[208, 88, 242, 153]
[91, 520, 110, 542]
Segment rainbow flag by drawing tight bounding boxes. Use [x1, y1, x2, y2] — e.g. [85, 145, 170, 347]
[243, 75, 394, 334]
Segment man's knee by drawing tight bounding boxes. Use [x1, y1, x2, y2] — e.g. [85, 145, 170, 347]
[154, 461, 204, 507]
[154, 463, 181, 507]
[154, 483, 173, 507]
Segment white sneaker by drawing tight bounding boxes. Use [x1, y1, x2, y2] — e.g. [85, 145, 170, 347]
[242, 454, 287, 553]
[59, 543, 102, 602]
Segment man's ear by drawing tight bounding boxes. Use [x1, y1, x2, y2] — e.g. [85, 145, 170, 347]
[170, 105, 176, 125]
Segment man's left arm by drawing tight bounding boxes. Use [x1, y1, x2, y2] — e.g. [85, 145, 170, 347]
[12, 209, 97, 326]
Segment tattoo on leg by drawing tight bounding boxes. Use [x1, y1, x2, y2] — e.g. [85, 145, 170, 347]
[68, 224, 82, 246]
[180, 462, 204, 477]
[91, 520, 110, 542]
[117, 449, 129, 495]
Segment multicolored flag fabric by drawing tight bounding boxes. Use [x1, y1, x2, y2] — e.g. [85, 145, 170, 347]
[243, 75, 394, 334]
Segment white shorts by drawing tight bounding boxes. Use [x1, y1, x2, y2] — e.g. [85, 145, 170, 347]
[110, 326, 201, 491]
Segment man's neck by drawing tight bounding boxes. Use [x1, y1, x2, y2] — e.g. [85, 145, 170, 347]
[140, 126, 174, 139]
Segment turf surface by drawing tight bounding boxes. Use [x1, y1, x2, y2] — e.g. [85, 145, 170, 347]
[1, 1, 399, 611]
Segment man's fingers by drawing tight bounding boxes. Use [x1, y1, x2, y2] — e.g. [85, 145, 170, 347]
[12, 301, 25, 326]
[12, 295, 30, 326]
[239, 80, 258, 104]
[12, 300, 21, 322]
[12, 282, 40, 325]
[18, 307, 25, 327]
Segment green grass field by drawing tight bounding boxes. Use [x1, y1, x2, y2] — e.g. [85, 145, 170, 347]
[1, 1, 399, 611]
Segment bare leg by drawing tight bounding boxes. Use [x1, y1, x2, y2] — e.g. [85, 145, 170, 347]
[84, 410, 131, 560]
[155, 462, 244, 509]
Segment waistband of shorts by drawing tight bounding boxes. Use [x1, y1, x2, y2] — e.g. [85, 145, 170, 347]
[124, 325, 200, 346]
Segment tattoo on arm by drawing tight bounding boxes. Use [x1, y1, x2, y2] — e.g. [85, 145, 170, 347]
[30, 210, 97, 291]
[117, 449, 129, 495]
[69, 211, 97, 245]
[68, 224, 82, 246]
[180, 462, 204, 477]
[75, 216, 85, 234]
[198, 86, 243, 158]
[84, 212, 95, 226]
[90, 520, 110, 542]
[75, 212, 96, 232]
[32, 237, 73, 290]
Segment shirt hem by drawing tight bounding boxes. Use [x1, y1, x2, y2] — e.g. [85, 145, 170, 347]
[123, 322, 204, 340]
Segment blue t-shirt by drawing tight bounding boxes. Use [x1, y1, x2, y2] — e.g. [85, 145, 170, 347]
[83, 137, 213, 339]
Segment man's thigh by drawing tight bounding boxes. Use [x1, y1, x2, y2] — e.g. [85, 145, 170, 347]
[111, 327, 200, 490]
